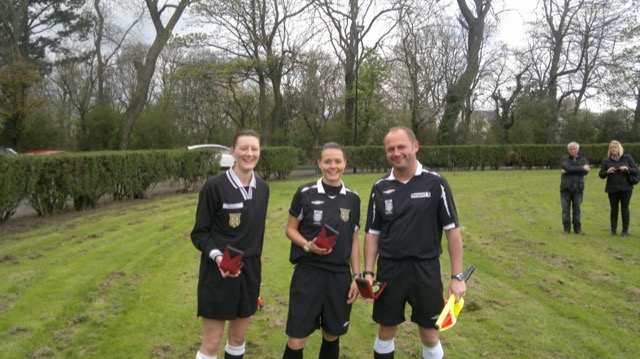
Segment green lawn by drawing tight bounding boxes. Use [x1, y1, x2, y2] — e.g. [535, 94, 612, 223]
[1, 170, 638, 358]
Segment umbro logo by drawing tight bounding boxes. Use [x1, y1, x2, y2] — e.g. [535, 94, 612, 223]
[383, 189, 395, 194]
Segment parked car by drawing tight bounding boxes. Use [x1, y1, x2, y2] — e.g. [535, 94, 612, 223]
[187, 144, 235, 169]
[0, 147, 17, 155]
[23, 150, 66, 155]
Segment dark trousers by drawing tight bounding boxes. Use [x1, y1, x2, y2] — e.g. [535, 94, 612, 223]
[608, 190, 633, 233]
[561, 190, 583, 232]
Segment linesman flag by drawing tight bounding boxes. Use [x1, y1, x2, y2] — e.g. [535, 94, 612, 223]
[435, 264, 476, 331]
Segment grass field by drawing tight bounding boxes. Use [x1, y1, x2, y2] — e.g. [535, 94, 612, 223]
[1, 170, 639, 358]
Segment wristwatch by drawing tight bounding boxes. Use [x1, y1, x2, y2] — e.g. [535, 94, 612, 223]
[451, 273, 464, 281]
[303, 242, 311, 252]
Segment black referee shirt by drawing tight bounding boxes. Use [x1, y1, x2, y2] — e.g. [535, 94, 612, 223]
[365, 162, 459, 260]
[191, 169, 270, 258]
[288, 178, 361, 272]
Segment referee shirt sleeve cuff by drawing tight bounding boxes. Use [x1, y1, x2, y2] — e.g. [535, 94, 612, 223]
[368, 229, 381, 235]
[443, 223, 457, 231]
[209, 249, 223, 260]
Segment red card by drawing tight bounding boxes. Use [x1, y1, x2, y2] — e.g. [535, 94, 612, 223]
[355, 278, 387, 299]
[314, 224, 339, 249]
[219, 246, 244, 274]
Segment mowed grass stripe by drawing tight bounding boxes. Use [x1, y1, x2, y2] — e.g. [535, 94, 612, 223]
[1, 170, 639, 358]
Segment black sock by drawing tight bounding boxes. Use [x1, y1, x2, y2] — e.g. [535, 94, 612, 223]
[224, 352, 243, 359]
[374, 351, 394, 359]
[283, 344, 303, 359]
[319, 337, 339, 359]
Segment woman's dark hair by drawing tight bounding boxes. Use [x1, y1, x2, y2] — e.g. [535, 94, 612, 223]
[319, 142, 345, 160]
[232, 129, 260, 148]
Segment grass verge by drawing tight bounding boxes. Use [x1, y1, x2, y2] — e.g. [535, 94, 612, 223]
[1, 170, 638, 358]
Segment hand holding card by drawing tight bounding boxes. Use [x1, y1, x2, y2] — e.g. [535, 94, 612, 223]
[314, 224, 339, 250]
[219, 246, 244, 275]
[355, 278, 387, 299]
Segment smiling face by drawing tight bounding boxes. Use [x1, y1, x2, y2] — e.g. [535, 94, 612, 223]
[230, 135, 260, 173]
[384, 128, 419, 177]
[318, 148, 346, 186]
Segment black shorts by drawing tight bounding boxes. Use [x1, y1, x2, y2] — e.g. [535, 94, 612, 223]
[372, 257, 444, 328]
[197, 255, 261, 320]
[285, 265, 353, 338]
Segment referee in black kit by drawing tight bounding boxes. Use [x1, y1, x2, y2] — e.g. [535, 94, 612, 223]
[363, 127, 466, 359]
[282, 142, 361, 359]
[191, 130, 270, 359]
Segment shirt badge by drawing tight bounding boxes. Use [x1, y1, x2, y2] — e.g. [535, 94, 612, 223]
[385, 199, 393, 214]
[313, 210, 323, 224]
[411, 192, 431, 198]
[340, 208, 350, 222]
[229, 213, 241, 228]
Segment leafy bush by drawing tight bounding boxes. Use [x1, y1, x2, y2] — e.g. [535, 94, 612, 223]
[256, 147, 300, 179]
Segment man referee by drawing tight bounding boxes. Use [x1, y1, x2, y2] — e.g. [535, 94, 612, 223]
[363, 126, 466, 359]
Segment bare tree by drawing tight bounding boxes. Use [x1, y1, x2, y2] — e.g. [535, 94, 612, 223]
[93, 0, 146, 104]
[390, 1, 466, 140]
[522, 0, 631, 143]
[489, 56, 529, 143]
[191, 0, 315, 145]
[437, 0, 493, 145]
[315, 0, 405, 144]
[119, 0, 194, 149]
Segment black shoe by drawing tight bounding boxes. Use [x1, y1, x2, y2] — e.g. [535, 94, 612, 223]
[563, 230, 571, 234]
[621, 232, 629, 238]
[575, 230, 585, 235]
[610, 231, 617, 237]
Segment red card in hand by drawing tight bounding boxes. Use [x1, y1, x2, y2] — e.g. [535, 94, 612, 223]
[355, 278, 387, 299]
[219, 246, 244, 274]
[315, 224, 339, 249]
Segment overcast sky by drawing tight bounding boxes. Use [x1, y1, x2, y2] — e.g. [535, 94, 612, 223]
[497, 0, 538, 45]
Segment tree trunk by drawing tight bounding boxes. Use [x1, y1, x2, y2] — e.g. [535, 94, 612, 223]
[119, 0, 191, 149]
[437, 0, 490, 145]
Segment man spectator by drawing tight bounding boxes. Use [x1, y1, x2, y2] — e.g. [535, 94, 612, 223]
[560, 141, 590, 235]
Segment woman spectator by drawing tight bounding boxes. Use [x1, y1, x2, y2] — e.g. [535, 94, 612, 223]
[599, 140, 639, 237]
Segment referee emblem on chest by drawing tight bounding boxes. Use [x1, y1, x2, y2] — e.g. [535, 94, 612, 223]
[385, 199, 393, 214]
[313, 210, 323, 224]
[340, 208, 350, 222]
[229, 213, 241, 228]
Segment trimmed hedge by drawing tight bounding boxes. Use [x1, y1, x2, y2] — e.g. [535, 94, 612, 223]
[0, 156, 38, 221]
[2, 143, 639, 222]
[343, 143, 640, 171]
[256, 147, 301, 180]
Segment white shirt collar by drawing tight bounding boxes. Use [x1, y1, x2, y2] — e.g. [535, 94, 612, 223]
[389, 162, 423, 181]
[227, 169, 257, 200]
[316, 178, 347, 195]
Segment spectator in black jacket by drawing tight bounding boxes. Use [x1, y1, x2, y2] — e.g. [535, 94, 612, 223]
[560, 142, 590, 235]
[599, 140, 639, 237]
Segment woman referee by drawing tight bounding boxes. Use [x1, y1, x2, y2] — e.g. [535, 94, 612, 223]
[191, 130, 270, 359]
[282, 142, 361, 359]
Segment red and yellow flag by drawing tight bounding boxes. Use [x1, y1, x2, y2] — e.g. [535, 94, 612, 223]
[435, 294, 465, 331]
